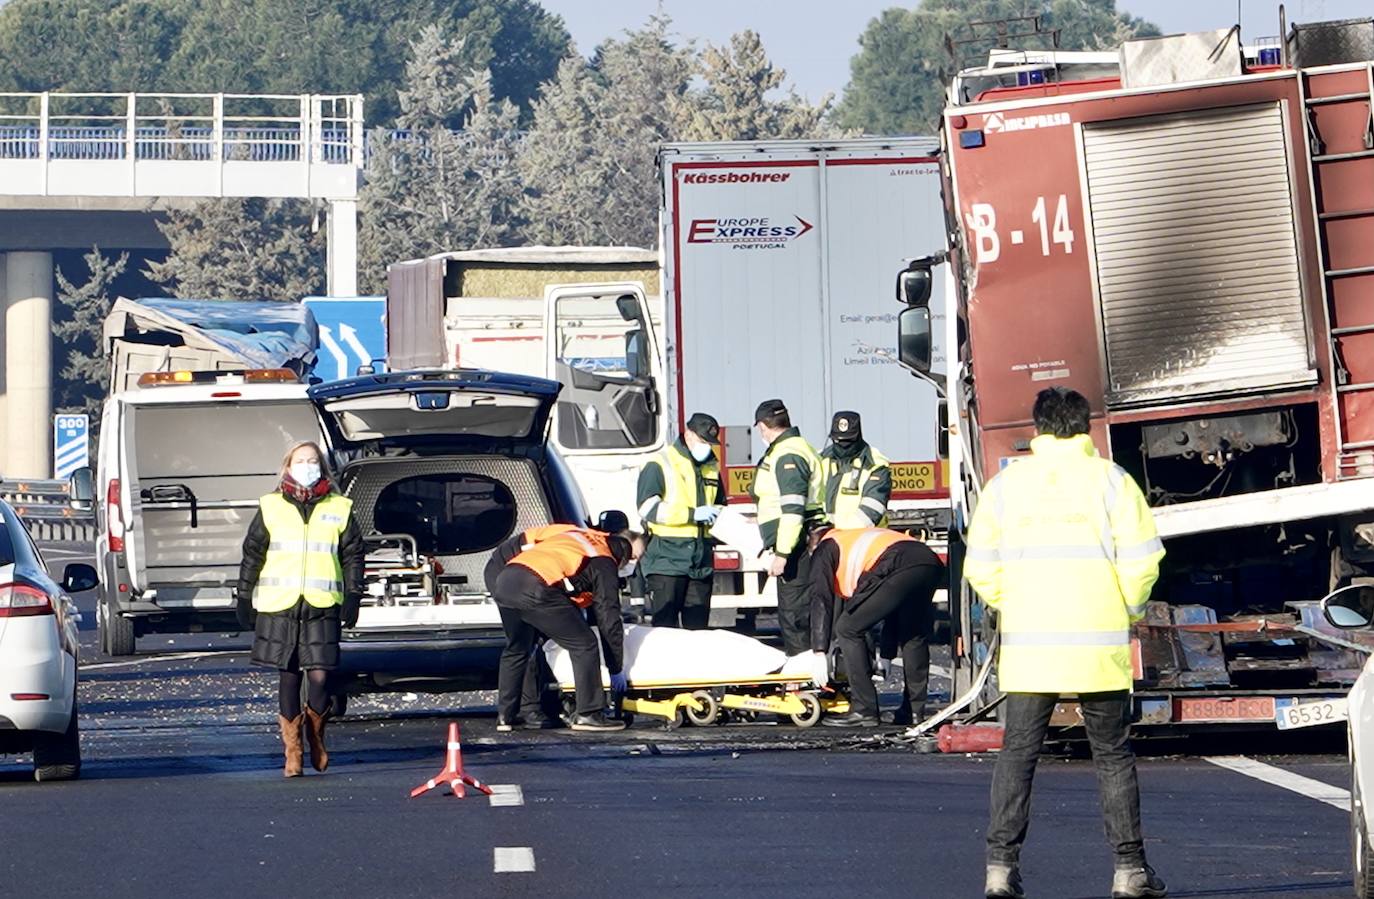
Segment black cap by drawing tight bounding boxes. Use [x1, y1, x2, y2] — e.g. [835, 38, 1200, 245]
[597, 510, 630, 534]
[830, 411, 863, 443]
[685, 412, 720, 443]
[754, 399, 787, 424]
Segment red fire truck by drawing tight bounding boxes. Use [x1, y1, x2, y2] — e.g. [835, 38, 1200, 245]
[899, 19, 1374, 730]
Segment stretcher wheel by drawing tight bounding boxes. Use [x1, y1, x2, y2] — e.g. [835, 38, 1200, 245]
[790, 692, 823, 728]
[685, 690, 719, 727]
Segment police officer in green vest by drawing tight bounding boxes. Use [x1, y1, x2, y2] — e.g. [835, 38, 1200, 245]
[752, 399, 827, 656]
[636, 413, 723, 629]
[820, 411, 892, 529]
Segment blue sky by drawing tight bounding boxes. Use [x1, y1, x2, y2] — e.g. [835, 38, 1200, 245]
[537, 0, 1374, 103]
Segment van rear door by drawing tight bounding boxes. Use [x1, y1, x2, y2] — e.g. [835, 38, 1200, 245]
[308, 370, 559, 452]
[123, 392, 321, 608]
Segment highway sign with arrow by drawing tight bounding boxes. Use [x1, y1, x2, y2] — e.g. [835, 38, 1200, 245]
[303, 297, 386, 382]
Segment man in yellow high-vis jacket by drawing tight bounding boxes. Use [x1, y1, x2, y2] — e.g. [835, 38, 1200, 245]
[637, 413, 723, 629]
[752, 399, 827, 656]
[965, 388, 1166, 899]
[819, 411, 891, 529]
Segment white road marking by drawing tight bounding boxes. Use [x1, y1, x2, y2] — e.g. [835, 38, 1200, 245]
[493, 847, 535, 873]
[488, 784, 524, 807]
[42, 547, 91, 557]
[1206, 755, 1351, 811]
[81, 650, 247, 671]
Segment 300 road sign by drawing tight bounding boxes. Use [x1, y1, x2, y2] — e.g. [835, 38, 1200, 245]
[54, 414, 89, 479]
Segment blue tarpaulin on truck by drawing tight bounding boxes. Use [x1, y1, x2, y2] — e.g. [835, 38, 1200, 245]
[132, 298, 318, 368]
[105, 297, 318, 369]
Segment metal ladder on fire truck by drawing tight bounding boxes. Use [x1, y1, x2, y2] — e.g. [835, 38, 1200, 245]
[1301, 62, 1374, 477]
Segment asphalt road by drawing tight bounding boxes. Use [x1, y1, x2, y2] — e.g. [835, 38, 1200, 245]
[1, 542, 1360, 898]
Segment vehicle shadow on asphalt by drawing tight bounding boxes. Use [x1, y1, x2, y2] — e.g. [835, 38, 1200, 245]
[1068, 881, 1347, 898]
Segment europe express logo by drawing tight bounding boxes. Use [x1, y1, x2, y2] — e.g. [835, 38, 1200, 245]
[682, 170, 813, 250]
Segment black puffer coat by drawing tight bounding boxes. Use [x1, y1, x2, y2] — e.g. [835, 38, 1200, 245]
[238, 490, 365, 671]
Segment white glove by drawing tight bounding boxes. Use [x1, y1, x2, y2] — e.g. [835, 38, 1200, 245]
[875, 657, 893, 680]
[807, 651, 830, 687]
[692, 505, 722, 524]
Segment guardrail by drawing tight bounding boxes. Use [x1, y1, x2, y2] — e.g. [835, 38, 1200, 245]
[0, 478, 95, 543]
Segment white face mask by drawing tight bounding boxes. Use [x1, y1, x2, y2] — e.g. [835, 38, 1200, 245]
[689, 440, 713, 463]
[290, 461, 322, 487]
[618, 559, 637, 578]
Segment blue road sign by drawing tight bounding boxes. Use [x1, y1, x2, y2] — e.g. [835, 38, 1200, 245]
[303, 297, 386, 382]
[54, 414, 89, 479]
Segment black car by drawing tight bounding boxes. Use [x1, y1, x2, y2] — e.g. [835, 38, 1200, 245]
[309, 370, 589, 701]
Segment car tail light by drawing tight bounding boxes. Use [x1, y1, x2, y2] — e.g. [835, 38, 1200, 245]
[107, 478, 125, 552]
[10, 693, 50, 701]
[713, 550, 742, 571]
[0, 582, 53, 617]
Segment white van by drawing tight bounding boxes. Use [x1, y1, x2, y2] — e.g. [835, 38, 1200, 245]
[93, 370, 321, 655]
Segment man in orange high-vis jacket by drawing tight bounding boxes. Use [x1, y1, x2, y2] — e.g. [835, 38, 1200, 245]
[493, 529, 644, 732]
[807, 526, 944, 727]
[484, 523, 591, 731]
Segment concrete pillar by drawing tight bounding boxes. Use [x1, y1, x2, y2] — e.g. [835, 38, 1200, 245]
[5, 251, 53, 479]
[0, 253, 7, 476]
[327, 199, 358, 297]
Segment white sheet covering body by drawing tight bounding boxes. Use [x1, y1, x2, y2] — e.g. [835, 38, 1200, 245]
[543, 623, 818, 687]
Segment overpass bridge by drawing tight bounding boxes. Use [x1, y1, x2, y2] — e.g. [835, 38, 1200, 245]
[0, 92, 363, 477]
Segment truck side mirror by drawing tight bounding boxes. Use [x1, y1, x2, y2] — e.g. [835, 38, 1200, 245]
[898, 306, 933, 374]
[897, 262, 933, 308]
[68, 467, 94, 513]
[937, 400, 950, 459]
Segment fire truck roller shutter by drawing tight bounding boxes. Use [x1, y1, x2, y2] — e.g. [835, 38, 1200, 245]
[1081, 102, 1317, 406]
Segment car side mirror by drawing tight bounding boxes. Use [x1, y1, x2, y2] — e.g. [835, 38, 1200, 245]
[68, 466, 94, 513]
[1322, 583, 1374, 629]
[898, 306, 933, 374]
[61, 563, 99, 594]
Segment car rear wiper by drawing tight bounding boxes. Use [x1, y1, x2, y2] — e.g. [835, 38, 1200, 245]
[140, 483, 199, 528]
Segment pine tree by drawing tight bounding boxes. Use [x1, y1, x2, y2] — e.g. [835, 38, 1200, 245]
[145, 198, 324, 301]
[358, 25, 523, 293]
[518, 16, 696, 248]
[54, 247, 128, 422]
[681, 30, 835, 142]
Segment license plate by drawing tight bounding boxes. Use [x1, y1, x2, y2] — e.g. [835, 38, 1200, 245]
[1173, 696, 1276, 722]
[1275, 697, 1348, 730]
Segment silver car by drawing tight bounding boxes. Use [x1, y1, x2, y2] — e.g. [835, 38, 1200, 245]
[0, 499, 97, 781]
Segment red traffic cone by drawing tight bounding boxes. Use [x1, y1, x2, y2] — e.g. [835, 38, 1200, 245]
[410, 721, 493, 799]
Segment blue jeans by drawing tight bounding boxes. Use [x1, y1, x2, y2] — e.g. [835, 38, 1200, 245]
[986, 691, 1145, 868]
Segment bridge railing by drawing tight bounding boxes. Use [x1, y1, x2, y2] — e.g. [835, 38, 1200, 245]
[0, 92, 363, 200]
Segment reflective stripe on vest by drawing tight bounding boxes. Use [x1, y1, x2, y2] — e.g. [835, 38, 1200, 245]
[823, 527, 914, 599]
[253, 492, 352, 613]
[522, 524, 579, 549]
[754, 434, 825, 525]
[511, 530, 612, 587]
[823, 449, 890, 529]
[646, 444, 721, 540]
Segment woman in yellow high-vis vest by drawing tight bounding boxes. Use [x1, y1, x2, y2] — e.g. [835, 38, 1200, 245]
[238, 441, 364, 777]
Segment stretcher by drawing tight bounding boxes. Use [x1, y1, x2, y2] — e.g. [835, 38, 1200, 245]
[557, 673, 851, 729]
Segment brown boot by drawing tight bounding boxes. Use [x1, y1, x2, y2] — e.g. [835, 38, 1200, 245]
[278, 714, 304, 777]
[305, 707, 329, 772]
